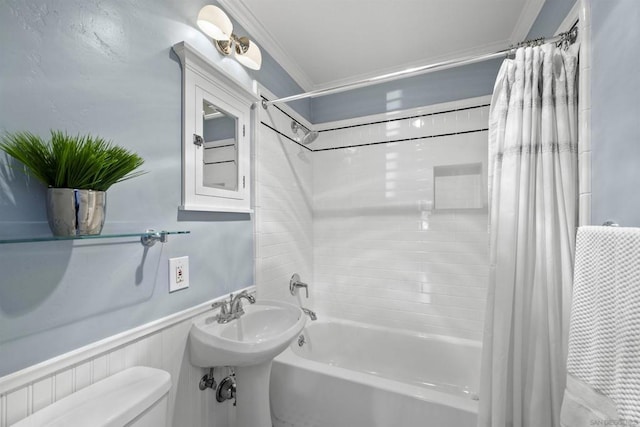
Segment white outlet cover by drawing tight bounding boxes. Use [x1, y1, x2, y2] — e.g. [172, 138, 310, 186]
[169, 256, 189, 293]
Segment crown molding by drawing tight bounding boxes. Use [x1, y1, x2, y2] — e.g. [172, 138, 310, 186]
[218, 0, 545, 95]
[172, 41, 260, 103]
[510, 0, 546, 43]
[218, 0, 315, 92]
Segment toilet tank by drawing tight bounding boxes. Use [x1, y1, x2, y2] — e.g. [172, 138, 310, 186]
[12, 366, 171, 427]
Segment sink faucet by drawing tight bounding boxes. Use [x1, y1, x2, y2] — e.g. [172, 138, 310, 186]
[211, 290, 256, 323]
[229, 290, 256, 317]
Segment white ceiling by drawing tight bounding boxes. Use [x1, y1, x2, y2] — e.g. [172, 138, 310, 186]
[219, 0, 545, 92]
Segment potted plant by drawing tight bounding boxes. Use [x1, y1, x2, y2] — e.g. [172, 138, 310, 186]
[0, 130, 145, 236]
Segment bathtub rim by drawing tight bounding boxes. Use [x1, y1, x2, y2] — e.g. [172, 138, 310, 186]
[295, 316, 483, 348]
[274, 315, 480, 414]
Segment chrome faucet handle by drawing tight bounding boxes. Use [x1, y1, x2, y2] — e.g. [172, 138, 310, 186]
[211, 300, 229, 315]
[211, 299, 232, 323]
[289, 273, 309, 298]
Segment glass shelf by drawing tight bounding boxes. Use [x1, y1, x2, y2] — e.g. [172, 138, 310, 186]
[0, 230, 191, 246]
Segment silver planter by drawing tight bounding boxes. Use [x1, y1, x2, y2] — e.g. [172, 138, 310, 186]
[46, 188, 107, 236]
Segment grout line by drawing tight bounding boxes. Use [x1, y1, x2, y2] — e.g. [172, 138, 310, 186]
[316, 295, 485, 322]
[49, 375, 53, 407]
[313, 128, 488, 152]
[1, 393, 5, 427]
[319, 309, 483, 336]
[90, 358, 94, 386]
[106, 352, 111, 379]
[262, 118, 488, 153]
[320, 104, 491, 132]
[261, 95, 489, 152]
[27, 384, 33, 416]
[316, 285, 486, 300]
[51, 375, 56, 404]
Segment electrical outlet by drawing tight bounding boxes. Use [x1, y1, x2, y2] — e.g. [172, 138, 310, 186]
[169, 256, 189, 293]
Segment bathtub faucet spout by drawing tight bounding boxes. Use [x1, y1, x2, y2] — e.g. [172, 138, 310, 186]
[302, 307, 317, 321]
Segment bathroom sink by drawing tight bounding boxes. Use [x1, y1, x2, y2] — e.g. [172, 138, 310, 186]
[189, 299, 306, 367]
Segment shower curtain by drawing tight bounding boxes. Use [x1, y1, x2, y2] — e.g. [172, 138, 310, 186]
[478, 43, 579, 427]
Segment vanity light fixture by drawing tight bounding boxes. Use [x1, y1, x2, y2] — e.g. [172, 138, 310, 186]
[196, 5, 262, 70]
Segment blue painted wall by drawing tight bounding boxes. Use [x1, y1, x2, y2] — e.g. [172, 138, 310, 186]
[308, 0, 576, 123]
[310, 59, 502, 123]
[0, 0, 308, 376]
[590, 0, 640, 226]
[527, 0, 578, 39]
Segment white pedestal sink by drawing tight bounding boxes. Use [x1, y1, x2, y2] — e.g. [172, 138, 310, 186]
[189, 299, 306, 427]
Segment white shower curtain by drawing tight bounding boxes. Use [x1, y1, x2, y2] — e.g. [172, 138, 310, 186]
[478, 43, 579, 427]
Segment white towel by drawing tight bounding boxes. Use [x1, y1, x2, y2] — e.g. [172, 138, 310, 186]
[561, 374, 619, 427]
[565, 226, 640, 424]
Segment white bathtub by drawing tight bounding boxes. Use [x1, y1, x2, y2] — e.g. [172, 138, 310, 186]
[270, 318, 480, 427]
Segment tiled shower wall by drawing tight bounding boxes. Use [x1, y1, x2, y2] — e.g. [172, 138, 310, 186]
[311, 98, 491, 340]
[578, 0, 592, 226]
[254, 93, 314, 305]
[255, 95, 491, 341]
[254, 7, 589, 344]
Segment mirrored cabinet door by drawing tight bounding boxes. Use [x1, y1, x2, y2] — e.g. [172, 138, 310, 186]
[201, 99, 238, 191]
[194, 87, 246, 201]
[186, 86, 249, 206]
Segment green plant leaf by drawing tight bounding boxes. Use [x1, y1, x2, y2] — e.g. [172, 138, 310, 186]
[0, 130, 146, 191]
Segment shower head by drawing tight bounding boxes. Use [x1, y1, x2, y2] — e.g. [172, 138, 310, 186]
[301, 130, 318, 145]
[291, 121, 318, 145]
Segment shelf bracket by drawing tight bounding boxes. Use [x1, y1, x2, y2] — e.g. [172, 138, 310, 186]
[140, 229, 169, 247]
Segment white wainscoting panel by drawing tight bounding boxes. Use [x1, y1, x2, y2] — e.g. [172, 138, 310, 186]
[0, 292, 247, 427]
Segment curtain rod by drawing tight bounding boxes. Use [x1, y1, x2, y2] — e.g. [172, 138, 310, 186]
[262, 27, 578, 107]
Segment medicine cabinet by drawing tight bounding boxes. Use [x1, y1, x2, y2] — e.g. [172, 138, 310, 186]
[173, 42, 259, 213]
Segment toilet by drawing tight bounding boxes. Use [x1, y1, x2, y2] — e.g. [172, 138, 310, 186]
[12, 366, 171, 427]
